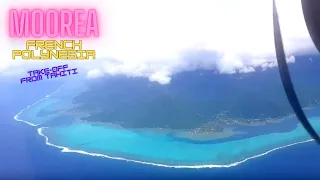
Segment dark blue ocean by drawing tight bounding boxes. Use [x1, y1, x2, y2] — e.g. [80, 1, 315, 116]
[1, 102, 320, 180]
[1, 60, 320, 179]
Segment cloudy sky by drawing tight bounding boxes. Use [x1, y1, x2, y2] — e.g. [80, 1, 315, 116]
[0, 0, 317, 84]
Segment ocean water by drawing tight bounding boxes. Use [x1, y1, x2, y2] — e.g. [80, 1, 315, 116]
[1, 90, 320, 179]
[2, 56, 320, 179]
[1, 80, 318, 179]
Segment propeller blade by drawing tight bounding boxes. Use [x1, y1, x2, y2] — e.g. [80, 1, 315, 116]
[272, 0, 320, 144]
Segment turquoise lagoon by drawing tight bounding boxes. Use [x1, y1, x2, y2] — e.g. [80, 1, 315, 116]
[15, 83, 320, 167]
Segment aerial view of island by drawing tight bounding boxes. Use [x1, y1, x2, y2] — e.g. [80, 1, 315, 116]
[2, 0, 320, 178]
[14, 55, 320, 167]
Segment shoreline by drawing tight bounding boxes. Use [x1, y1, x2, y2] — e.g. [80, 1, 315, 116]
[37, 127, 314, 168]
[13, 84, 316, 168]
[13, 85, 65, 127]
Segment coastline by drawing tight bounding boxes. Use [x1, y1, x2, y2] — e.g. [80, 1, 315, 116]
[13, 84, 317, 168]
[37, 127, 314, 168]
[13, 85, 65, 127]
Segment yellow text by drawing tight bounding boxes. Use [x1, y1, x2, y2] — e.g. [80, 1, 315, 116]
[12, 40, 96, 60]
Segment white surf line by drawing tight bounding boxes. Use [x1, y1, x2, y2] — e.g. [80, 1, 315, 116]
[15, 84, 317, 169]
[37, 127, 314, 169]
[14, 84, 65, 126]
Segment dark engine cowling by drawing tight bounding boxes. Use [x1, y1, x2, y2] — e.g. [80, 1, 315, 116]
[301, 0, 320, 53]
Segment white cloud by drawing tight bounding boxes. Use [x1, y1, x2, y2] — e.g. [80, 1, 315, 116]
[287, 55, 296, 63]
[0, 0, 317, 84]
[149, 71, 171, 85]
[239, 67, 255, 73]
[87, 69, 103, 79]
